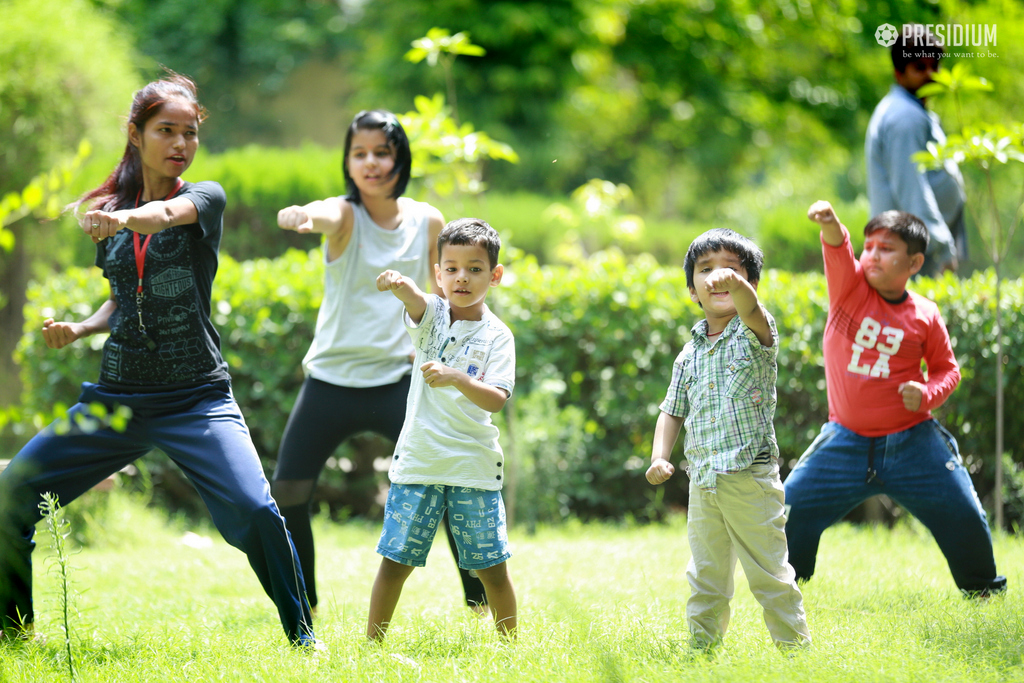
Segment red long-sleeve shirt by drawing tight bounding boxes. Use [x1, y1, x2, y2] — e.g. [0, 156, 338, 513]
[822, 227, 960, 436]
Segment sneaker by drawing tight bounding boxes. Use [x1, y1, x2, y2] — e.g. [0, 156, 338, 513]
[293, 633, 328, 656]
[0, 623, 43, 645]
[962, 575, 1008, 599]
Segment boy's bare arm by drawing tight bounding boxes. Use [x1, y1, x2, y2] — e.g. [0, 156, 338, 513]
[705, 269, 773, 347]
[376, 269, 428, 324]
[808, 200, 845, 247]
[420, 361, 509, 412]
[647, 412, 684, 485]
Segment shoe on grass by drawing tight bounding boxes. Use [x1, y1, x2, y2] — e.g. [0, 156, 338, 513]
[293, 634, 328, 656]
[0, 622, 44, 645]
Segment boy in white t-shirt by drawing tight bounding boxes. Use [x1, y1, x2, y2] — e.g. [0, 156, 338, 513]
[369, 218, 517, 641]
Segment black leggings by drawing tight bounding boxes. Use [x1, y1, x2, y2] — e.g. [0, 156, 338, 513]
[272, 375, 486, 609]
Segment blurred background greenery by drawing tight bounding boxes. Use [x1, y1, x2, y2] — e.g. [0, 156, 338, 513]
[2, 0, 1022, 524]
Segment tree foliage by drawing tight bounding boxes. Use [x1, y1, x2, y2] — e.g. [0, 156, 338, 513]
[0, 0, 138, 404]
[95, 0, 361, 147]
[1, 0, 135, 189]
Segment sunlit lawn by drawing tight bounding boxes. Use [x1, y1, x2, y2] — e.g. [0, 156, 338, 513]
[2, 489, 1023, 682]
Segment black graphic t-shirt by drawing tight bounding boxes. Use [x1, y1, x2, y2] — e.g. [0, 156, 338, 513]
[94, 180, 231, 390]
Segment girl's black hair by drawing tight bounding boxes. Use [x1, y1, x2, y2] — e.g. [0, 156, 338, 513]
[343, 110, 412, 205]
[683, 228, 764, 290]
[71, 71, 205, 213]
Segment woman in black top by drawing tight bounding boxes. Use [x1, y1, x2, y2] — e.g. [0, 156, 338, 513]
[0, 74, 317, 648]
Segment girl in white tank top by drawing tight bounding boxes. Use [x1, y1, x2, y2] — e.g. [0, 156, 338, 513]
[270, 110, 487, 614]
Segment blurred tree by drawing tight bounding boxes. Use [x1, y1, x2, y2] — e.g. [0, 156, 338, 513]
[348, 0, 590, 192]
[0, 0, 137, 406]
[97, 0, 362, 148]
[564, 0, 942, 216]
[98, 0, 1024, 229]
[0, 141, 94, 255]
[405, 27, 486, 125]
[344, 0, 1013, 214]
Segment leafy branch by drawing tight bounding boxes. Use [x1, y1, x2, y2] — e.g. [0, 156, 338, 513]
[0, 140, 93, 249]
[405, 28, 485, 126]
[400, 93, 519, 199]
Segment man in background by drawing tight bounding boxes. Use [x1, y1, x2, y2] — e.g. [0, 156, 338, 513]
[866, 24, 966, 276]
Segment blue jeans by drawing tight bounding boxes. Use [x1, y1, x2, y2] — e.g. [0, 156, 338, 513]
[783, 420, 1005, 594]
[0, 381, 315, 645]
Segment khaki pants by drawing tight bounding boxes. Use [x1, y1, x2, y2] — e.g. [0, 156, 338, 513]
[686, 461, 810, 648]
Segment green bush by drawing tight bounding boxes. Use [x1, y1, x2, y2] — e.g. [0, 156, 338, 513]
[187, 145, 343, 261]
[495, 250, 696, 519]
[436, 188, 870, 273]
[919, 272, 1024, 505]
[755, 197, 870, 275]
[500, 387, 591, 529]
[13, 249, 1024, 525]
[500, 259, 1023, 523]
[496, 251, 836, 520]
[208, 250, 323, 459]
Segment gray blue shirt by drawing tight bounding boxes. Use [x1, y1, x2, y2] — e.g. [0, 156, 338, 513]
[866, 84, 966, 269]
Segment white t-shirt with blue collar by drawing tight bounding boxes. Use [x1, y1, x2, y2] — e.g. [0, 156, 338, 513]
[390, 294, 515, 491]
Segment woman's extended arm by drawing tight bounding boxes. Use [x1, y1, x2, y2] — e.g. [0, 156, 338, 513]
[40, 296, 117, 349]
[82, 196, 200, 241]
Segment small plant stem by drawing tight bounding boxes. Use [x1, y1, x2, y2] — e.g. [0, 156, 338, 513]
[40, 492, 76, 682]
[442, 55, 460, 126]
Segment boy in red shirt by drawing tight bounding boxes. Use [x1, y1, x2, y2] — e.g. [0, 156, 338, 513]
[783, 201, 1005, 596]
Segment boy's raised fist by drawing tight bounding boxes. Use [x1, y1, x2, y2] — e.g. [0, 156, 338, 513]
[807, 200, 838, 226]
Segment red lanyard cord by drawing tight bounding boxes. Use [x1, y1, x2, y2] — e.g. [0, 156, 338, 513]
[133, 231, 152, 295]
[132, 179, 183, 334]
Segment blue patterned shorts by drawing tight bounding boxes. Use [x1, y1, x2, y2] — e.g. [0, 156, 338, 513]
[377, 483, 511, 570]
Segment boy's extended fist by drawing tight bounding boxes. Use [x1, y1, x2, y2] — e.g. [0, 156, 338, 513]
[376, 269, 409, 292]
[807, 200, 838, 226]
[898, 381, 925, 412]
[646, 459, 675, 485]
[705, 268, 742, 293]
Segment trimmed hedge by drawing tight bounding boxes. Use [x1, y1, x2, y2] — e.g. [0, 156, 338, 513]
[14, 249, 1024, 525]
[187, 145, 342, 262]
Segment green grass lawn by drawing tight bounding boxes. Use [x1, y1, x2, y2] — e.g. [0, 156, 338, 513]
[2, 489, 1023, 682]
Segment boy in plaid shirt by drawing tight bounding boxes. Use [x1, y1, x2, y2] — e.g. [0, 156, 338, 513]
[647, 228, 810, 650]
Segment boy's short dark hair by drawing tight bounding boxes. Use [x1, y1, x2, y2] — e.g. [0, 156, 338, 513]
[438, 218, 501, 269]
[343, 109, 412, 204]
[684, 228, 764, 290]
[864, 210, 929, 256]
[891, 25, 944, 72]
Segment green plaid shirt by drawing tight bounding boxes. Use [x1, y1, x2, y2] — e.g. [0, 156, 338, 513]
[659, 309, 780, 491]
